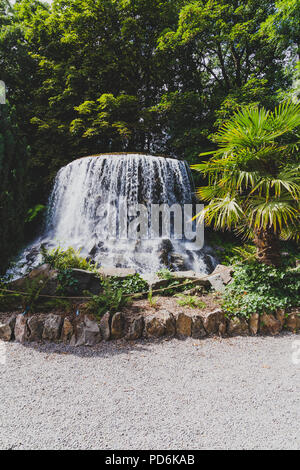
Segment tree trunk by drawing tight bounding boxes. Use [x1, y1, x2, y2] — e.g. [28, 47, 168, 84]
[253, 228, 281, 267]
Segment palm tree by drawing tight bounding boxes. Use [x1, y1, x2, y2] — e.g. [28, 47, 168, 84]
[192, 102, 300, 267]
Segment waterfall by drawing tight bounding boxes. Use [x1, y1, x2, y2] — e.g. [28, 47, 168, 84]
[10, 154, 216, 277]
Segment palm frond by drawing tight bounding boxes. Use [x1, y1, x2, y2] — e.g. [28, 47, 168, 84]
[248, 199, 299, 232]
[195, 195, 244, 230]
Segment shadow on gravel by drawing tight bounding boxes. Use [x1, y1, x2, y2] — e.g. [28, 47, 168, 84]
[17, 337, 180, 358]
[12, 331, 295, 359]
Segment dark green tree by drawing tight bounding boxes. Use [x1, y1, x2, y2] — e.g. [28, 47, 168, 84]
[0, 103, 28, 273]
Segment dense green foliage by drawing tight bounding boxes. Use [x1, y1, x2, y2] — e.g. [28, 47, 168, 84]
[223, 262, 300, 318]
[0, 0, 299, 270]
[84, 278, 132, 319]
[84, 273, 148, 317]
[0, 104, 28, 273]
[108, 274, 148, 295]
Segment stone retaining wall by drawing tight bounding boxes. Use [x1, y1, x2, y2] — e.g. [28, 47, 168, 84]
[0, 308, 299, 346]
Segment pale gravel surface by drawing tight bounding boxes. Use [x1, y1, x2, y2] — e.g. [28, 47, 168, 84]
[0, 334, 299, 450]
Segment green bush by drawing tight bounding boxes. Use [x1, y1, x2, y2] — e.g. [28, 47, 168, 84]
[84, 279, 131, 319]
[223, 262, 300, 319]
[41, 246, 98, 272]
[108, 274, 148, 295]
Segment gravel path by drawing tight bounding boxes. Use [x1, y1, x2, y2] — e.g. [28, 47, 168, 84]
[0, 334, 299, 450]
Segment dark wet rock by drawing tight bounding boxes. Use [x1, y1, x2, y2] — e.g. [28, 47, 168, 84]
[158, 239, 173, 266]
[66, 269, 102, 295]
[170, 253, 187, 270]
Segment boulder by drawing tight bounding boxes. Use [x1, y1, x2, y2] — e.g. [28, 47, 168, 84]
[61, 317, 74, 343]
[259, 313, 282, 336]
[14, 315, 29, 343]
[150, 276, 209, 294]
[42, 314, 63, 341]
[100, 312, 111, 340]
[211, 264, 233, 285]
[172, 270, 199, 279]
[159, 310, 176, 336]
[126, 316, 144, 340]
[206, 274, 226, 293]
[27, 315, 44, 342]
[0, 315, 16, 342]
[144, 314, 166, 338]
[201, 309, 226, 335]
[170, 253, 187, 270]
[286, 311, 300, 332]
[276, 309, 286, 329]
[10, 264, 58, 296]
[68, 269, 102, 295]
[98, 267, 137, 279]
[228, 317, 249, 336]
[158, 239, 173, 266]
[191, 315, 207, 339]
[0, 323, 12, 342]
[27, 263, 55, 281]
[176, 312, 192, 337]
[249, 313, 259, 335]
[218, 320, 227, 337]
[71, 315, 101, 346]
[111, 312, 125, 340]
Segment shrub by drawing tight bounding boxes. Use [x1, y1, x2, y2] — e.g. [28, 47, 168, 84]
[84, 279, 131, 319]
[41, 246, 98, 272]
[223, 262, 300, 318]
[83, 274, 148, 318]
[108, 273, 148, 295]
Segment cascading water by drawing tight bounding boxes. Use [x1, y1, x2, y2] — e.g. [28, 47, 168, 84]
[10, 154, 216, 277]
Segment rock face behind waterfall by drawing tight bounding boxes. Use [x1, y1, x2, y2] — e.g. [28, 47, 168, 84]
[10, 154, 216, 276]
